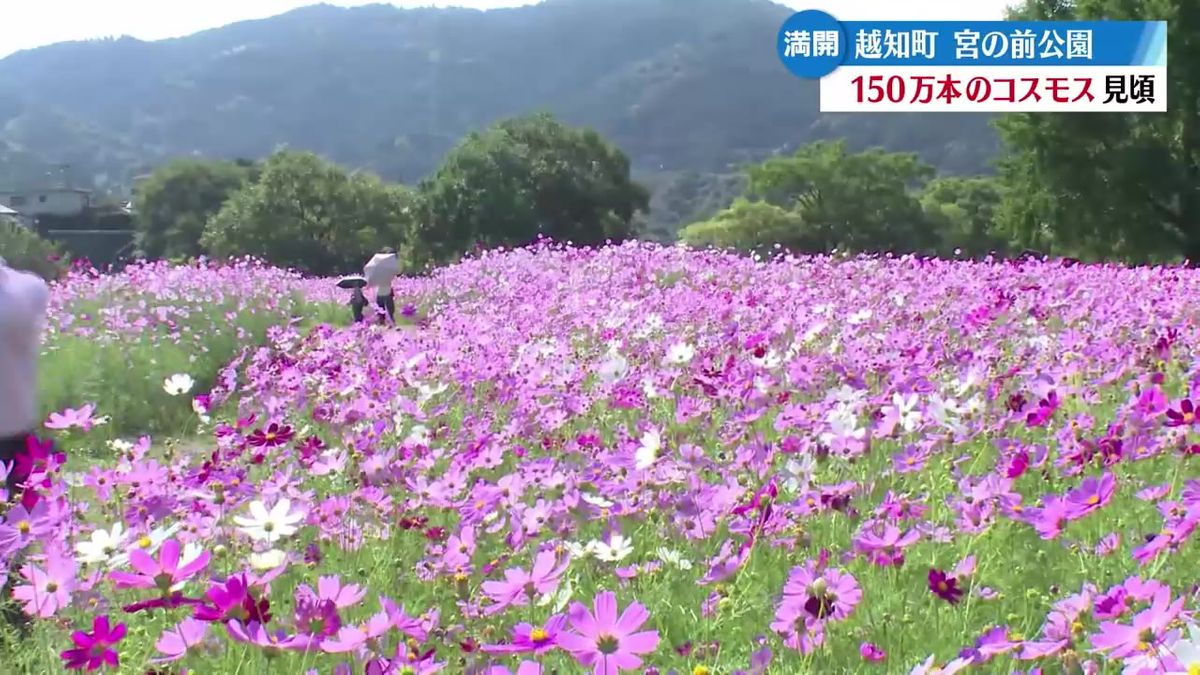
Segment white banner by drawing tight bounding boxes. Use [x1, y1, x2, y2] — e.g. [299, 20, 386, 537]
[819, 65, 1167, 112]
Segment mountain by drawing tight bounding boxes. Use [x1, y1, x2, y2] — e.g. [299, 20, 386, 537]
[0, 0, 1000, 234]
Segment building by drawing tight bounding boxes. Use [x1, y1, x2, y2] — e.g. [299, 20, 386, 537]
[0, 188, 92, 219]
[0, 203, 19, 226]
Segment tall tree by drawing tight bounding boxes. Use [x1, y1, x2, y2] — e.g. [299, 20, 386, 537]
[133, 158, 253, 260]
[995, 0, 1200, 261]
[202, 150, 417, 275]
[416, 113, 649, 265]
[741, 140, 937, 253]
[921, 176, 1009, 257]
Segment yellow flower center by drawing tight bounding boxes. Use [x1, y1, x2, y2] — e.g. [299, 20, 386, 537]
[937, 581, 948, 592]
[16, 520, 30, 535]
[137, 536, 153, 549]
[1185, 412, 1195, 423]
[1086, 494, 1100, 505]
[1186, 663, 1200, 675]
[530, 628, 549, 642]
[693, 667, 712, 675]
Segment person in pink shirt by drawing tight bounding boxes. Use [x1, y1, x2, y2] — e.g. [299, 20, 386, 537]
[0, 256, 50, 498]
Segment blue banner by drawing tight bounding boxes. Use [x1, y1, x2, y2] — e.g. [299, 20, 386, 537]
[778, 11, 1168, 79]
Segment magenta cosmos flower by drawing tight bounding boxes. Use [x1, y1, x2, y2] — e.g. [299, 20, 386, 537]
[557, 591, 660, 674]
[482, 614, 567, 655]
[928, 568, 964, 604]
[60, 614, 127, 671]
[1064, 472, 1116, 520]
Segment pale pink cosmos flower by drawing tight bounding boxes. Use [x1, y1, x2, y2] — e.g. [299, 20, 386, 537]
[13, 551, 77, 617]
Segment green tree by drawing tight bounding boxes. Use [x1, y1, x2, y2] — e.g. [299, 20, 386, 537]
[133, 158, 253, 260]
[678, 197, 807, 253]
[920, 176, 1009, 257]
[416, 113, 649, 265]
[202, 150, 417, 275]
[0, 221, 65, 281]
[995, 0, 1199, 261]
[715, 140, 937, 253]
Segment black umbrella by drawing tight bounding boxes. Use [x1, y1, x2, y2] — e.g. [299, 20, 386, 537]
[336, 275, 368, 289]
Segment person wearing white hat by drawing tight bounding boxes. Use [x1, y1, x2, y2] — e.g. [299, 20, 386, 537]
[362, 246, 400, 324]
[0, 256, 49, 497]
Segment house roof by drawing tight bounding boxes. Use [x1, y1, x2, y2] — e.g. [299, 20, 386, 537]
[0, 187, 92, 195]
[0, 204, 17, 215]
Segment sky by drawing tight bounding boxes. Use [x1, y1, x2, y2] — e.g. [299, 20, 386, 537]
[0, 0, 1015, 59]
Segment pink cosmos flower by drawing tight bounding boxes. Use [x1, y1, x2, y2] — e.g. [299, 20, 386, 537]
[853, 522, 919, 567]
[860, 641, 886, 662]
[296, 575, 366, 609]
[154, 617, 210, 663]
[109, 539, 210, 592]
[480, 548, 568, 614]
[227, 620, 317, 653]
[13, 552, 77, 617]
[60, 614, 126, 671]
[780, 560, 862, 622]
[557, 591, 660, 674]
[45, 404, 98, 432]
[485, 663, 543, 675]
[1090, 586, 1184, 659]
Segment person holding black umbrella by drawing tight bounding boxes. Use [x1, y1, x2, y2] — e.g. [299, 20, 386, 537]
[336, 275, 370, 323]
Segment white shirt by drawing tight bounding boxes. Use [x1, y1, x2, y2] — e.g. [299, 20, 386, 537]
[363, 253, 399, 298]
[0, 264, 49, 436]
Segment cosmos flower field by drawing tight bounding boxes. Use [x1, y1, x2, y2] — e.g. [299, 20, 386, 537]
[4, 242, 1200, 674]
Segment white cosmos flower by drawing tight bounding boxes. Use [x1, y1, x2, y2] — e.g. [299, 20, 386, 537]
[591, 534, 634, 562]
[580, 493, 614, 509]
[406, 424, 431, 447]
[111, 523, 181, 568]
[562, 540, 595, 559]
[537, 575, 574, 612]
[1167, 623, 1200, 673]
[781, 456, 816, 494]
[846, 309, 872, 325]
[416, 382, 448, 406]
[802, 322, 827, 343]
[663, 342, 695, 365]
[248, 549, 288, 570]
[107, 439, 134, 454]
[597, 348, 629, 385]
[75, 522, 127, 566]
[233, 498, 304, 543]
[163, 373, 195, 396]
[641, 377, 660, 399]
[635, 429, 662, 470]
[656, 547, 693, 570]
[750, 349, 781, 369]
[892, 393, 922, 432]
[171, 542, 207, 591]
